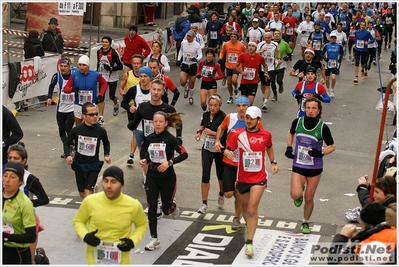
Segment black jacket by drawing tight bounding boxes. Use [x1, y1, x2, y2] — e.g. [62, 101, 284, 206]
[24, 38, 45, 59]
[41, 28, 64, 54]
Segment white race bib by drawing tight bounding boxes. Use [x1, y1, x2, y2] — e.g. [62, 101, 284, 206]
[77, 135, 97, 157]
[183, 53, 193, 63]
[210, 31, 217, 39]
[78, 90, 93, 105]
[95, 241, 122, 265]
[243, 152, 262, 172]
[327, 59, 337, 68]
[148, 143, 167, 163]
[228, 53, 238, 63]
[143, 119, 154, 137]
[201, 66, 215, 78]
[243, 67, 256, 80]
[286, 27, 294, 35]
[204, 135, 215, 152]
[295, 145, 314, 165]
[60, 92, 74, 104]
[356, 40, 364, 49]
[313, 40, 321, 50]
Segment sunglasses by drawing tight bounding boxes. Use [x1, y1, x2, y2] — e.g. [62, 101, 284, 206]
[85, 112, 99, 117]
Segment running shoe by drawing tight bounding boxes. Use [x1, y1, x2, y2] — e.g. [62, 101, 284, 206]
[294, 185, 305, 207]
[271, 95, 277, 102]
[330, 89, 335, 98]
[127, 154, 134, 164]
[197, 204, 208, 214]
[373, 60, 376, 66]
[189, 97, 194, 105]
[221, 77, 227, 86]
[353, 76, 358, 83]
[226, 97, 234, 104]
[234, 89, 239, 98]
[183, 85, 189, 98]
[231, 217, 241, 230]
[302, 222, 311, 234]
[156, 200, 163, 219]
[361, 71, 365, 79]
[279, 83, 284, 94]
[145, 237, 160, 251]
[218, 195, 224, 209]
[170, 199, 180, 219]
[245, 244, 254, 258]
[113, 100, 119, 116]
[97, 116, 105, 125]
[262, 101, 267, 111]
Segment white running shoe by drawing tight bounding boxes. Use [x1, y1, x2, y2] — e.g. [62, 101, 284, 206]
[197, 204, 208, 214]
[170, 199, 180, 219]
[330, 89, 335, 98]
[145, 237, 160, 251]
[218, 195, 224, 209]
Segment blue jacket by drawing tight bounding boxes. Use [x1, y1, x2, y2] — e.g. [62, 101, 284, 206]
[173, 17, 190, 40]
[205, 20, 223, 40]
[354, 29, 375, 52]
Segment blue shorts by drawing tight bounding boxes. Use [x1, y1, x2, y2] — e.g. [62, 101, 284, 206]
[226, 68, 239, 77]
[134, 130, 144, 147]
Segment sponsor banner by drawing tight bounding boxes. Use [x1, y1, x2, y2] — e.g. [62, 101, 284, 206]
[2, 55, 60, 108]
[232, 229, 320, 265]
[58, 2, 86, 16]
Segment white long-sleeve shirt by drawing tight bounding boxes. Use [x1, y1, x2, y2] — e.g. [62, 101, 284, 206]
[178, 39, 203, 65]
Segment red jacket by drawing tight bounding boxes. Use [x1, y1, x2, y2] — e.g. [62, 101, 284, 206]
[122, 34, 151, 65]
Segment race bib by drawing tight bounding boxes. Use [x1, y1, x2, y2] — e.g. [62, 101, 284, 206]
[60, 92, 74, 104]
[149, 143, 167, 163]
[143, 119, 154, 137]
[243, 152, 262, 172]
[2, 223, 14, 234]
[349, 29, 355, 37]
[265, 53, 274, 65]
[210, 31, 217, 39]
[201, 66, 215, 78]
[95, 241, 121, 265]
[243, 67, 256, 80]
[286, 27, 294, 35]
[313, 40, 321, 50]
[296, 145, 314, 165]
[356, 40, 364, 49]
[228, 53, 238, 63]
[183, 53, 193, 63]
[342, 21, 347, 28]
[78, 90, 93, 105]
[204, 135, 215, 152]
[327, 59, 337, 68]
[77, 135, 97, 157]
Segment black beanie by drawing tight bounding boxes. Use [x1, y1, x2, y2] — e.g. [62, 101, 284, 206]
[360, 202, 386, 225]
[103, 166, 124, 185]
[4, 161, 25, 181]
[102, 36, 112, 45]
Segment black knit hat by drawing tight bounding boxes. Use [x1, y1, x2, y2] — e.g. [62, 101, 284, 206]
[103, 166, 124, 185]
[4, 161, 25, 181]
[360, 202, 386, 225]
[102, 36, 112, 45]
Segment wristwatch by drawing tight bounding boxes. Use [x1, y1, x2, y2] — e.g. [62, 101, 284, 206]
[168, 160, 173, 167]
[270, 159, 277, 165]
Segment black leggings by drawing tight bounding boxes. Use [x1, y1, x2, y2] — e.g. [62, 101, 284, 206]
[146, 171, 177, 238]
[201, 148, 224, 183]
[354, 50, 368, 68]
[107, 81, 118, 101]
[367, 47, 376, 67]
[3, 246, 31, 264]
[56, 111, 74, 143]
[385, 27, 394, 46]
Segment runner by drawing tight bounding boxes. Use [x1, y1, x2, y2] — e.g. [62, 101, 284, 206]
[296, 14, 314, 58]
[353, 21, 375, 83]
[285, 97, 335, 234]
[197, 48, 224, 111]
[96, 36, 123, 117]
[321, 33, 344, 97]
[257, 32, 280, 110]
[289, 46, 326, 84]
[46, 58, 75, 158]
[204, 12, 223, 50]
[63, 55, 108, 126]
[148, 58, 180, 106]
[195, 94, 226, 213]
[291, 66, 330, 118]
[147, 40, 170, 73]
[224, 106, 278, 258]
[219, 30, 246, 104]
[308, 22, 329, 61]
[282, 7, 300, 51]
[119, 54, 144, 165]
[234, 40, 268, 106]
[214, 96, 263, 231]
[177, 30, 202, 105]
[139, 111, 188, 251]
[64, 102, 111, 199]
[73, 166, 148, 264]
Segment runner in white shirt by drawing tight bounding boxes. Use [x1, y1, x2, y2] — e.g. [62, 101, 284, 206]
[184, 23, 205, 49]
[178, 30, 203, 105]
[296, 14, 314, 58]
[247, 18, 266, 43]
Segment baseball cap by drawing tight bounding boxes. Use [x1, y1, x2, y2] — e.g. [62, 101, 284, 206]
[259, 8, 264, 12]
[305, 66, 317, 74]
[78, 55, 90, 66]
[187, 30, 196, 36]
[253, 18, 259, 22]
[246, 106, 262, 119]
[330, 32, 337, 38]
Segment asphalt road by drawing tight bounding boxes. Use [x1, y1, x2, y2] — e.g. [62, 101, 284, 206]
[12, 39, 396, 233]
